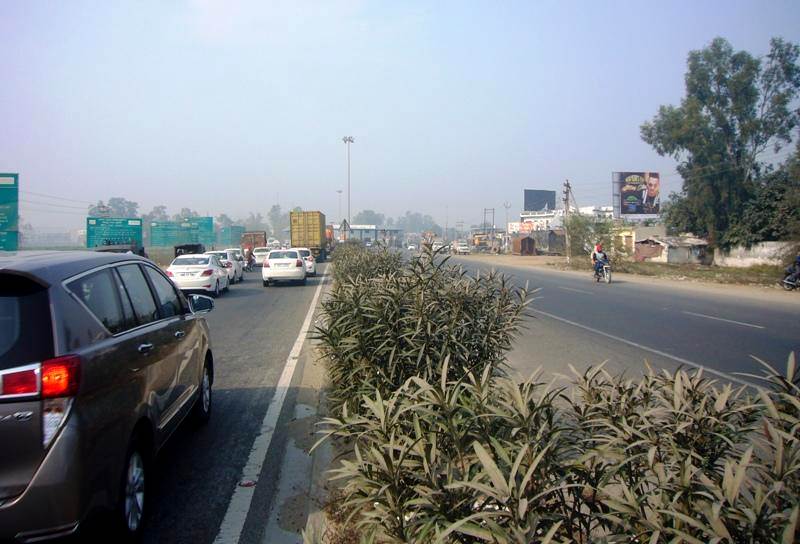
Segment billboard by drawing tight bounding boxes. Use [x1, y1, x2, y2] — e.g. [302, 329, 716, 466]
[524, 189, 556, 212]
[0, 173, 19, 251]
[507, 222, 534, 235]
[612, 172, 660, 219]
[86, 217, 143, 248]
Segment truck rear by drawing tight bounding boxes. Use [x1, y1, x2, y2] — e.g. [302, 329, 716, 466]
[240, 231, 268, 254]
[290, 211, 327, 261]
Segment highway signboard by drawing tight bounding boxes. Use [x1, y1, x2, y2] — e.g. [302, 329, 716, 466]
[0, 173, 19, 251]
[86, 217, 143, 248]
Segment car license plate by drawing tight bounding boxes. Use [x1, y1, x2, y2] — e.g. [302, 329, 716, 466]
[276, 263, 289, 268]
[181, 272, 193, 276]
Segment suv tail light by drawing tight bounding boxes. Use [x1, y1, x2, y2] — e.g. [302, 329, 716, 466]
[0, 367, 38, 396]
[201, 269, 214, 276]
[264, 260, 270, 268]
[166, 270, 174, 277]
[41, 355, 81, 398]
[296, 259, 303, 267]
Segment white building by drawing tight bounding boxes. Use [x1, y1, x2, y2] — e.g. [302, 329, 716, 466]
[517, 206, 612, 231]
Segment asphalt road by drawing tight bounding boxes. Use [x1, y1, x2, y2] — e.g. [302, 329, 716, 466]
[73, 266, 328, 544]
[452, 256, 800, 384]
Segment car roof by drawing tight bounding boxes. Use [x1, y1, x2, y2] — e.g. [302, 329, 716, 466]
[0, 250, 151, 287]
[291, 247, 311, 251]
[253, 246, 269, 251]
[175, 254, 211, 259]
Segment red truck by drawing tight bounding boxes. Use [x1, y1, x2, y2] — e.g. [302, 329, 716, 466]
[240, 231, 267, 253]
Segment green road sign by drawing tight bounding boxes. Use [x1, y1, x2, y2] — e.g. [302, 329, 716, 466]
[86, 217, 143, 248]
[218, 226, 245, 246]
[0, 173, 19, 251]
[149, 217, 215, 247]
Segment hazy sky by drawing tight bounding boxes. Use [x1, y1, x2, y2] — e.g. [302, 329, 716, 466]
[2, 0, 799, 231]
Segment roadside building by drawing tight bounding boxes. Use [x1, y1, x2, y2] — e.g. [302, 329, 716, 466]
[634, 236, 710, 265]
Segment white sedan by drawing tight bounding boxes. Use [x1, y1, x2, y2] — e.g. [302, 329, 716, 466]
[205, 250, 243, 283]
[262, 249, 306, 286]
[167, 254, 230, 297]
[252, 246, 270, 267]
[292, 247, 317, 276]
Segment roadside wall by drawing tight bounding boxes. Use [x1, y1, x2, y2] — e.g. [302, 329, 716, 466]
[714, 241, 796, 267]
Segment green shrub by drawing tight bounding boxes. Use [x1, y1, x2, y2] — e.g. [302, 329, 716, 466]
[317, 358, 799, 543]
[316, 246, 529, 416]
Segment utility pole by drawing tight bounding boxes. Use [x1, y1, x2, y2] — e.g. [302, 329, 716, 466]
[444, 205, 448, 243]
[503, 201, 511, 252]
[563, 179, 571, 265]
[342, 136, 354, 236]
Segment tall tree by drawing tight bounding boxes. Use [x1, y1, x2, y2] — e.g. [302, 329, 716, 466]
[216, 213, 234, 228]
[352, 209, 385, 225]
[641, 37, 800, 245]
[268, 205, 288, 236]
[172, 208, 199, 221]
[88, 197, 139, 217]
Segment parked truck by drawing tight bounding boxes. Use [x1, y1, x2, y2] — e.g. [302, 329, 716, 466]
[290, 211, 328, 261]
[240, 231, 268, 254]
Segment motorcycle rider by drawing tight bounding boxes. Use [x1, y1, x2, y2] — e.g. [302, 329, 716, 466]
[785, 253, 800, 284]
[591, 243, 610, 278]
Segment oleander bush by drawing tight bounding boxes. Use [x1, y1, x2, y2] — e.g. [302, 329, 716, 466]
[316, 245, 529, 416]
[310, 245, 799, 543]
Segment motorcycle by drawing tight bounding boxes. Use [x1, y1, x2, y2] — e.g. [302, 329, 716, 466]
[594, 261, 612, 284]
[783, 273, 798, 291]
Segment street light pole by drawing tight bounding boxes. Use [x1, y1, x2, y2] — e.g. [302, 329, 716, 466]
[336, 189, 343, 223]
[342, 136, 354, 230]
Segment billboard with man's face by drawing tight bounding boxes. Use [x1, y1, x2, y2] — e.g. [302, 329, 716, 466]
[612, 172, 660, 219]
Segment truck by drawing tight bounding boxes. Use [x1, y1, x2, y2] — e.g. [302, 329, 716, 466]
[240, 231, 268, 254]
[290, 211, 328, 261]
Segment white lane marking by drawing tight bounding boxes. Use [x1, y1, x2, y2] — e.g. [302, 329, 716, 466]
[681, 310, 765, 330]
[530, 308, 753, 387]
[557, 286, 595, 295]
[214, 272, 328, 544]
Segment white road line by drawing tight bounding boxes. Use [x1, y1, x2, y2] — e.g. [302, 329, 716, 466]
[681, 310, 765, 330]
[557, 286, 595, 295]
[214, 273, 328, 544]
[530, 308, 753, 387]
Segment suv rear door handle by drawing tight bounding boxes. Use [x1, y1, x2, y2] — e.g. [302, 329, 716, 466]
[138, 343, 154, 354]
[174, 331, 186, 338]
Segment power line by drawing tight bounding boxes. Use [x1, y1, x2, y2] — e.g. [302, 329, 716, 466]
[20, 198, 87, 210]
[19, 190, 94, 204]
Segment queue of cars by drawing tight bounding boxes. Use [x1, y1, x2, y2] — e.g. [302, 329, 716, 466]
[0, 244, 320, 541]
[0, 251, 215, 542]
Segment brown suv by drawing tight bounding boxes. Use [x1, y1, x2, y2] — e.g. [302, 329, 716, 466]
[0, 251, 215, 542]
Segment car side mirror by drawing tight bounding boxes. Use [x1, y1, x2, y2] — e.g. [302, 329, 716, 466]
[189, 294, 215, 313]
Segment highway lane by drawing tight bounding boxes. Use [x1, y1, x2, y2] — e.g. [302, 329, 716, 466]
[453, 256, 799, 383]
[75, 266, 328, 544]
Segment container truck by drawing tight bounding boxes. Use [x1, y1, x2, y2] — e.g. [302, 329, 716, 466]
[290, 211, 328, 261]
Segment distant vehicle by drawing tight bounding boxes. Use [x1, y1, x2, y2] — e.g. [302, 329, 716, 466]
[0, 251, 215, 541]
[262, 249, 306, 286]
[407, 244, 417, 251]
[224, 248, 246, 277]
[240, 231, 267, 255]
[252, 246, 270, 267]
[168, 254, 230, 297]
[205, 250, 243, 284]
[290, 211, 328, 261]
[292, 247, 317, 276]
[431, 242, 443, 252]
[454, 243, 471, 255]
[174, 243, 205, 258]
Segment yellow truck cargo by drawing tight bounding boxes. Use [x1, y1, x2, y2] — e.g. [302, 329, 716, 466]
[290, 210, 328, 261]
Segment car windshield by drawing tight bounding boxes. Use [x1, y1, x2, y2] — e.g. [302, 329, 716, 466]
[174, 257, 210, 266]
[269, 251, 298, 259]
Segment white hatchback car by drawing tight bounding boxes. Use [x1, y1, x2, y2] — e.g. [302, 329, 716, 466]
[292, 247, 317, 276]
[262, 249, 306, 286]
[167, 254, 230, 297]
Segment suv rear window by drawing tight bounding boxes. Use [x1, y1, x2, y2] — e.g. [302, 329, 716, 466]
[298, 250, 311, 258]
[174, 257, 209, 266]
[0, 275, 54, 370]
